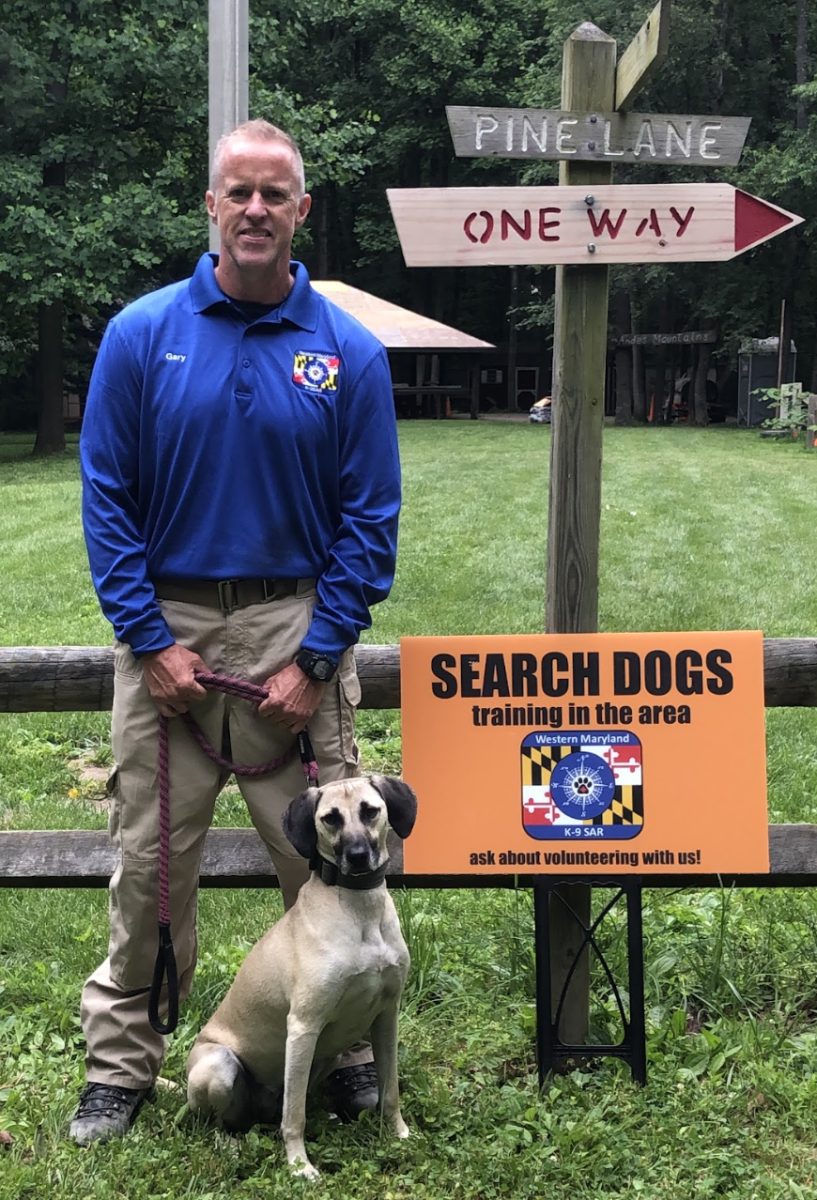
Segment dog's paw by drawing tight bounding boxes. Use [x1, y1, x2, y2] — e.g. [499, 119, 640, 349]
[290, 1157, 320, 1181]
[394, 1117, 410, 1140]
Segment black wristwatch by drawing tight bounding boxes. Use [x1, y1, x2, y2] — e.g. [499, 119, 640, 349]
[295, 648, 338, 682]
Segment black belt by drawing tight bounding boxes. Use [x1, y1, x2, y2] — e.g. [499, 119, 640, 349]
[153, 577, 314, 614]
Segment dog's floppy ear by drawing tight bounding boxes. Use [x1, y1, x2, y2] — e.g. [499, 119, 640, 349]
[282, 788, 320, 859]
[370, 776, 418, 840]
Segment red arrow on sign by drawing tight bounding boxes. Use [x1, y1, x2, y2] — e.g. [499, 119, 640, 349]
[734, 188, 800, 253]
[387, 184, 802, 267]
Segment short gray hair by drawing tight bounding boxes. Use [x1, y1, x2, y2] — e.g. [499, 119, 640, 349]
[209, 119, 306, 196]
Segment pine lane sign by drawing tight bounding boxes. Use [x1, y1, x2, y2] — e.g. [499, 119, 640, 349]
[445, 107, 751, 166]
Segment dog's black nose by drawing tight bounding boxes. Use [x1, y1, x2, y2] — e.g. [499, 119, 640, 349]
[344, 843, 371, 871]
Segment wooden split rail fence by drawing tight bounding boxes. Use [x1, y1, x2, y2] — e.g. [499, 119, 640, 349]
[3, 639, 817, 889]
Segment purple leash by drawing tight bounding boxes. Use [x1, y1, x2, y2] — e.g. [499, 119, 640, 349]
[148, 672, 320, 1036]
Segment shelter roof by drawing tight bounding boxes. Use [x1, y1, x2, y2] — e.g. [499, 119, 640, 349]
[311, 281, 494, 352]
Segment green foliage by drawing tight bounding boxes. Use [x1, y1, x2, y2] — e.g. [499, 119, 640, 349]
[757, 388, 817, 444]
[6, 0, 817, 415]
[0, 0, 210, 397]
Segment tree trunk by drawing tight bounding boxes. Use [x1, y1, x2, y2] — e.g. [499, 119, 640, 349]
[614, 289, 633, 425]
[33, 38, 68, 456]
[633, 340, 647, 422]
[654, 346, 669, 424]
[781, 286, 795, 385]
[653, 293, 672, 423]
[692, 340, 713, 426]
[33, 300, 65, 456]
[714, 0, 728, 113]
[316, 185, 329, 279]
[796, 0, 808, 132]
[628, 292, 647, 422]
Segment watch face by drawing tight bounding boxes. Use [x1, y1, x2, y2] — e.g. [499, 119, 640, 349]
[298, 651, 336, 681]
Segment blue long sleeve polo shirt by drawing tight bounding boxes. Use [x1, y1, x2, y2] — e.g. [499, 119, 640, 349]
[80, 254, 401, 659]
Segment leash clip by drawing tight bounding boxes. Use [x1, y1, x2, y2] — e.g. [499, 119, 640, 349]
[298, 730, 320, 788]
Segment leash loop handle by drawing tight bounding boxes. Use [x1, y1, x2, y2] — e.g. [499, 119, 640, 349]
[148, 922, 179, 1035]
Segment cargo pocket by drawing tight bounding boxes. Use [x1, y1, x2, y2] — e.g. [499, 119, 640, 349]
[113, 638, 142, 680]
[337, 654, 362, 770]
[106, 765, 122, 845]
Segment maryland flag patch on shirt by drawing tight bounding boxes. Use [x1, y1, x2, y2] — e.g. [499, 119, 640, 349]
[293, 352, 340, 393]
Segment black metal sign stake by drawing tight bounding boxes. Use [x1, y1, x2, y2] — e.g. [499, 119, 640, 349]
[534, 876, 646, 1086]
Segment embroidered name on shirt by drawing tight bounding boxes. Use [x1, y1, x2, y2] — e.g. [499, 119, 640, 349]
[293, 352, 339, 392]
[165, 352, 187, 362]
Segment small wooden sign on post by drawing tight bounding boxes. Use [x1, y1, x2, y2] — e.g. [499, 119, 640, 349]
[445, 108, 751, 166]
[387, 184, 802, 267]
[615, 0, 671, 110]
[617, 330, 717, 347]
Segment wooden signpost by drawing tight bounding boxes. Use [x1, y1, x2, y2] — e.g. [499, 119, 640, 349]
[389, 4, 802, 1065]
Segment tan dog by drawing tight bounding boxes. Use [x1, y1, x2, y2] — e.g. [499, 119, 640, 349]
[186, 775, 417, 1179]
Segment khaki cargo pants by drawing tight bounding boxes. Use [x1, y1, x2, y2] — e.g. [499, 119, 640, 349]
[81, 583, 368, 1088]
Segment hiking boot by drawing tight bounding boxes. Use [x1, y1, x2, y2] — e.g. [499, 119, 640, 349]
[69, 1082, 154, 1145]
[326, 1062, 379, 1121]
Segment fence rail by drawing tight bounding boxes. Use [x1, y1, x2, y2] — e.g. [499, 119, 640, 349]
[3, 640, 817, 889]
[2, 639, 817, 713]
[4, 824, 817, 888]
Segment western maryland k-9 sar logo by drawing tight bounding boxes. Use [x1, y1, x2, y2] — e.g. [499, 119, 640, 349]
[293, 351, 340, 392]
[521, 731, 644, 841]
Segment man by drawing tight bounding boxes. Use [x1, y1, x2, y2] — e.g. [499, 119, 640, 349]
[71, 120, 401, 1144]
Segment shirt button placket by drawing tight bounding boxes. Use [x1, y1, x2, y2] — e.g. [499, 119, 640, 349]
[234, 338, 253, 408]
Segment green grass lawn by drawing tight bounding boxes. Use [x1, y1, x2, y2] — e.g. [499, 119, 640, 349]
[3, 423, 817, 1199]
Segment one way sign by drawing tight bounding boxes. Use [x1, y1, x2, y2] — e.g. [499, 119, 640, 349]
[387, 184, 803, 267]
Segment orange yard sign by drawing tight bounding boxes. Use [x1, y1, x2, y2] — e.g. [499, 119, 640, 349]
[400, 632, 769, 876]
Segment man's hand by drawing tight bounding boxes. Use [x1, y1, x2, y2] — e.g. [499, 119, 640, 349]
[141, 643, 209, 717]
[258, 661, 327, 733]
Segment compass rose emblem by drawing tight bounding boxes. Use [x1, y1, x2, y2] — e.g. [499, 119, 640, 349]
[305, 360, 329, 386]
[549, 751, 616, 820]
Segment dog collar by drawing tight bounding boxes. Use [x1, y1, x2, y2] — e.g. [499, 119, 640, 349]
[310, 854, 389, 890]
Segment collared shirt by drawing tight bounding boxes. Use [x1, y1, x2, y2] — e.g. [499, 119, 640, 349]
[80, 254, 401, 659]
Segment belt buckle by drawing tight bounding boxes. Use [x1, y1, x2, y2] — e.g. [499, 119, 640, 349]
[261, 578, 277, 604]
[217, 579, 240, 614]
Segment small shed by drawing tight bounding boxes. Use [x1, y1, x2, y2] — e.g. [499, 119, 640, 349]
[737, 337, 798, 427]
[311, 281, 495, 418]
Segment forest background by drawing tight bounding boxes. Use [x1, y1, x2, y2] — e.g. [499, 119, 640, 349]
[0, 0, 813, 448]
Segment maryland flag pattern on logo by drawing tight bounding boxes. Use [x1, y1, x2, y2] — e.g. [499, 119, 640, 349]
[293, 352, 340, 393]
[520, 731, 644, 841]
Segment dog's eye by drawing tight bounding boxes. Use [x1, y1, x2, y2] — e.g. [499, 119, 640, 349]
[320, 809, 343, 829]
[359, 802, 380, 824]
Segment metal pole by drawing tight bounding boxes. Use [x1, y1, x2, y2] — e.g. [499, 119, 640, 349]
[625, 880, 647, 1085]
[208, 0, 249, 251]
[507, 267, 519, 412]
[534, 879, 555, 1086]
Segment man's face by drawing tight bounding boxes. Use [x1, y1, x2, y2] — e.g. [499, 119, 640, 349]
[206, 138, 311, 296]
